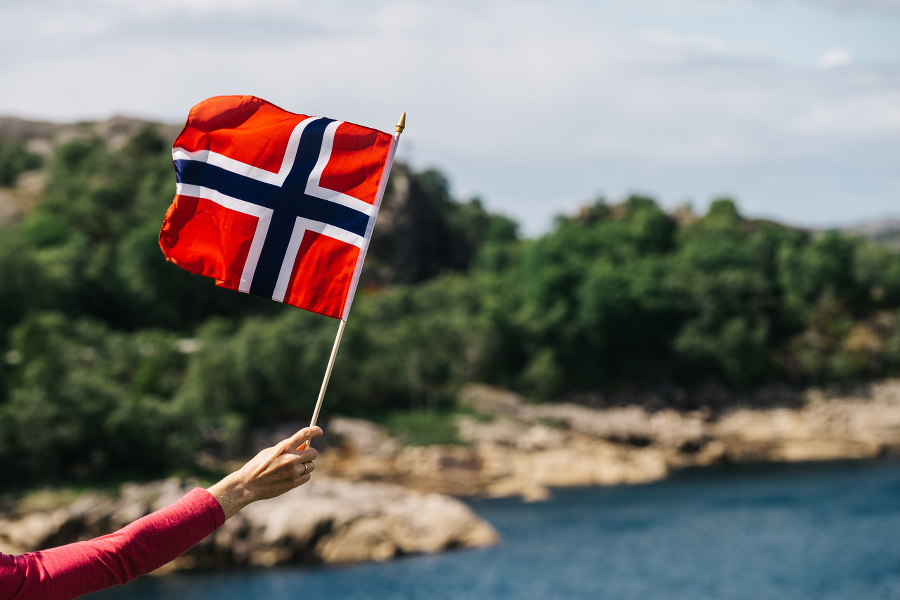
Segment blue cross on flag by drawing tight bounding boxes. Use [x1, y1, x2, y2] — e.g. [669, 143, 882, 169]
[159, 95, 397, 320]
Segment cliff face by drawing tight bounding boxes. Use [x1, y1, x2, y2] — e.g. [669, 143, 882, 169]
[363, 164, 473, 287]
[322, 381, 900, 501]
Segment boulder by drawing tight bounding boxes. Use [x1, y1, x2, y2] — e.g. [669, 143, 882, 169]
[0, 477, 498, 571]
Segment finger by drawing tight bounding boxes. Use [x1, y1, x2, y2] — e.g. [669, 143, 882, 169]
[285, 426, 323, 451]
[296, 461, 316, 477]
[295, 446, 317, 462]
[296, 460, 315, 478]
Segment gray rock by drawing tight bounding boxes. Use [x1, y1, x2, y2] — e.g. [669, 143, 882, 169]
[0, 476, 498, 571]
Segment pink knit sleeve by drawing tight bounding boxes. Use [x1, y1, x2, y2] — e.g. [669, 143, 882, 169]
[0, 488, 226, 600]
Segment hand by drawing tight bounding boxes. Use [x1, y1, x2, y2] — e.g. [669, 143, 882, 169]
[207, 426, 323, 519]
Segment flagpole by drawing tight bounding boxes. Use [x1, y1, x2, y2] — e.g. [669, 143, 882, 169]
[308, 318, 346, 430]
[303, 112, 406, 446]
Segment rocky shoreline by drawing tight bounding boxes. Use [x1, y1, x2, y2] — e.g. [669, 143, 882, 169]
[2, 380, 899, 571]
[323, 380, 900, 501]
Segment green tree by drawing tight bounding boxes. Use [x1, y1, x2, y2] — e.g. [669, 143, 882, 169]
[0, 135, 42, 187]
[0, 314, 196, 484]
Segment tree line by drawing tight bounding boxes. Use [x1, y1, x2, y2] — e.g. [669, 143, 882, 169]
[1, 127, 899, 485]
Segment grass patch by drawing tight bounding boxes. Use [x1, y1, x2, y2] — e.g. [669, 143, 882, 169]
[382, 411, 463, 446]
[454, 405, 498, 423]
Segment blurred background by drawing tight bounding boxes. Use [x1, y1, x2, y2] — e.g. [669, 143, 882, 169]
[1, 1, 899, 599]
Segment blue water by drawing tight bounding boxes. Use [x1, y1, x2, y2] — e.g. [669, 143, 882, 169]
[90, 460, 900, 600]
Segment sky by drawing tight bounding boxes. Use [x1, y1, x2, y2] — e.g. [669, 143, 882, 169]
[0, 0, 897, 235]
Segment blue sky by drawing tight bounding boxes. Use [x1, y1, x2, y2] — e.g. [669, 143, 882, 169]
[0, 0, 897, 235]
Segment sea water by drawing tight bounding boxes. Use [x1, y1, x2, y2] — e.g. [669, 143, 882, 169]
[89, 460, 900, 600]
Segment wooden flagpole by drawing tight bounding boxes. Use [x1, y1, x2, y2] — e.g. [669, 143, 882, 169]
[303, 112, 406, 442]
[308, 318, 346, 429]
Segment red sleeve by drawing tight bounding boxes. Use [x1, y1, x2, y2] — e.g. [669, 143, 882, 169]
[0, 488, 226, 600]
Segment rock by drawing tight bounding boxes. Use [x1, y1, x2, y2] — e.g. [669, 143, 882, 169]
[459, 384, 526, 417]
[307, 479, 498, 563]
[709, 382, 900, 463]
[210, 476, 499, 567]
[0, 476, 498, 571]
[328, 417, 401, 457]
[0, 511, 70, 555]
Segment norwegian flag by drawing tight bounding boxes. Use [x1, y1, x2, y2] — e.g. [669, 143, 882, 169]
[159, 96, 397, 320]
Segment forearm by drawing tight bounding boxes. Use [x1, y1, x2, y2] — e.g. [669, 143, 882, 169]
[1, 426, 320, 600]
[1, 488, 224, 600]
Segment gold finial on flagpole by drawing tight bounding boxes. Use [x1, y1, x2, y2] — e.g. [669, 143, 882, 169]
[396, 112, 406, 135]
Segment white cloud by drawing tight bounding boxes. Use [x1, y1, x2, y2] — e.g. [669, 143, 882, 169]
[0, 0, 897, 233]
[816, 47, 853, 70]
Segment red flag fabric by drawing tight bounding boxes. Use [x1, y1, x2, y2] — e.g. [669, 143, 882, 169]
[159, 95, 397, 320]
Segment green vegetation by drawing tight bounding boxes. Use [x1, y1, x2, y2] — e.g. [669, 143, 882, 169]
[2, 127, 900, 486]
[382, 411, 463, 447]
[0, 136, 42, 187]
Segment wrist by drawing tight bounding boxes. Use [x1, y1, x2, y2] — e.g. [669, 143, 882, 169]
[207, 472, 253, 519]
